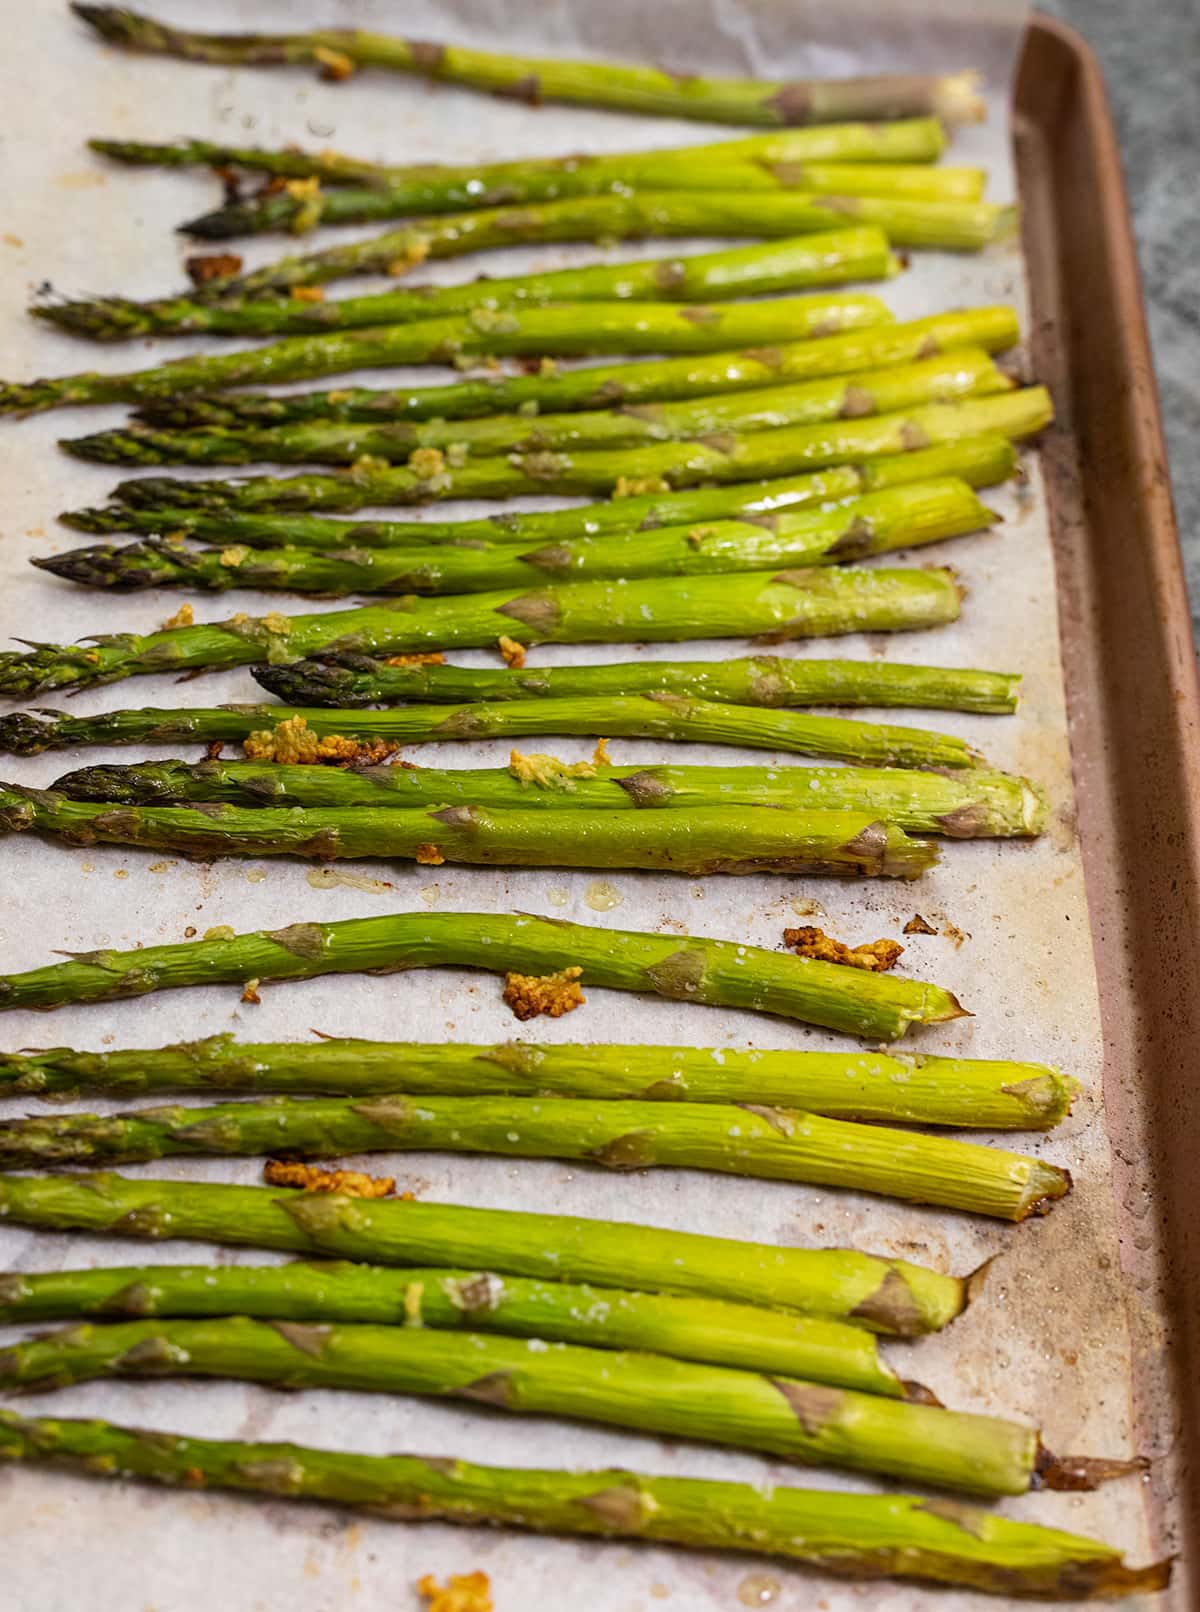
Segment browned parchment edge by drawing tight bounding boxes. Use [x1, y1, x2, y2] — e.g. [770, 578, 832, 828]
[1017, 16, 1200, 1603]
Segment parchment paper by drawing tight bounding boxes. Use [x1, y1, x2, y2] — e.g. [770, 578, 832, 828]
[0, 3, 1166, 1608]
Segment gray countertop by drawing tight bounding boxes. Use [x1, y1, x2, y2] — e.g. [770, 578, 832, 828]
[1038, 1, 1200, 640]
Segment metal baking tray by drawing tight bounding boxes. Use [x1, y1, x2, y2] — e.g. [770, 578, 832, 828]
[1017, 14, 1200, 1605]
[0, 6, 1194, 1608]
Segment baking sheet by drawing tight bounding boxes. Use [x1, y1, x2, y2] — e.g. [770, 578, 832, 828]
[0, 2, 1173, 1608]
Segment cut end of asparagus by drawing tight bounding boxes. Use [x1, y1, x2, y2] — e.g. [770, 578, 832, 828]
[932, 69, 987, 125]
[1012, 1160, 1072, 1220]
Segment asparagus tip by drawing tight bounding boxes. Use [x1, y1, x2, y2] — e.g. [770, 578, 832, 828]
[0, 713, 61, 758]
[31, 546, 159, 590]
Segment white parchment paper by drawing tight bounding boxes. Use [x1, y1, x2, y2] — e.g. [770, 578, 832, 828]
[0, 3, 1167, 1608]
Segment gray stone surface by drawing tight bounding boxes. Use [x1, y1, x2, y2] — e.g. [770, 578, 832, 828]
[1038, 1, 1200, 639]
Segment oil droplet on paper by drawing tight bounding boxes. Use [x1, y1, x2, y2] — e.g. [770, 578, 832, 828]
[420, 883, 440, 906]
[737, 1573, 780, 1606]
[545, 885, 570, 908]
[244, 867, 267, 884]
[790, 897, 824, 918]
[305, 867, 391, 893]
[585, 880, 622, 911]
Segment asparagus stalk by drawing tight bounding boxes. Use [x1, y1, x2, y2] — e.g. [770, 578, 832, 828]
[74, 9, 987, 129]
[185, 165, 986, 241]
[61, 353, 1009, 468]
[0, 1094, 1067, 1219]
[39, 479, 994, 594]
[89, 121, 952, 183]
[0, 294, 914, 418]
[250, 695, 990, 770]
[0, 1263, 907, 1394]
[0, 1169, 969, 1329]
[37, 231, 899, 343]
[0, 1034, 1079, 1129]
[102, 392, 1051, 513]
[0, 790, 941, 881]
[51, 757, 1043, 836]
[0, 568, 965, 697]
[0, 700, 984, 768]
[128, 191, 1012, 303]
[0, 909, 967, 1040]
[65, 435, 1018, 550]
[242, 652, 1019, 713]
[121, 314, 1020, 431]
[0, 1410, 1166, 1596]
[0, 1316, 1127, 1497]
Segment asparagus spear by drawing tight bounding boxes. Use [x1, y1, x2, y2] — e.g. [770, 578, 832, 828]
[0, 568, 965, 697]
[0, 790, 940, 881]
[37, 231, 899, 343]
[0, 1263, 907, 1394]
[186, 164, 986, 241]
[51, 757, 1042, 836]
[0, 700, 984, 768]
[39, 479, 994, 594]
[0, 1410, 1166, 1596]
[243, 652, 1019, 713]
[0, 1033, 1078, 1128]
[248, 695, 986, 770]
[89, 121, 952, 183]
[0, 294, 914, 418]
[62, 353, 1009, 468]
[121, 314, 1019, 431]
[102, 392, 1051, 513]
[65, 435, 1019, 546]
[0, 1170, 968, 1329]
[128, 191, 1012, 303]
[0, 909, 967, 1040]
[74, 9, 987, 128]
[0, 1316, 1128, 1497]
[0, 1094, 1067, 1219]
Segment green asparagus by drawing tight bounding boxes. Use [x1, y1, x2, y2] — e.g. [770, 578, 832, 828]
[135, 190, 1013, 302]
[64, 434, 1019, 546]
[0, 909, 967, 1040]
[61, 352, 1010, 466]
[74, 10, 987, 128]
[0, 1033, 1079, 1128]
[0, 789, 941, 881]
[0, 568, 965, 696]
[0, 700, 983, 767]
[37, 231, 898, 342]
[89, 121, 951, 183]
[51, 756, 1043, 836]
[121, 313, 1019, 430]
[183, 164, 985, 241]
[0, 1410, 1167, 1595]
[0, 1093, 1068, 1219]
[0, 1170, 970, 1329]
[0, 1316, 1127, 1497]
[243, 651, 1019, 713]
[39, 479, 994, 593]
[0, 294, 912, 417]
[0, 1263, 907, 1394]
[103, 392, 1051, 511]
